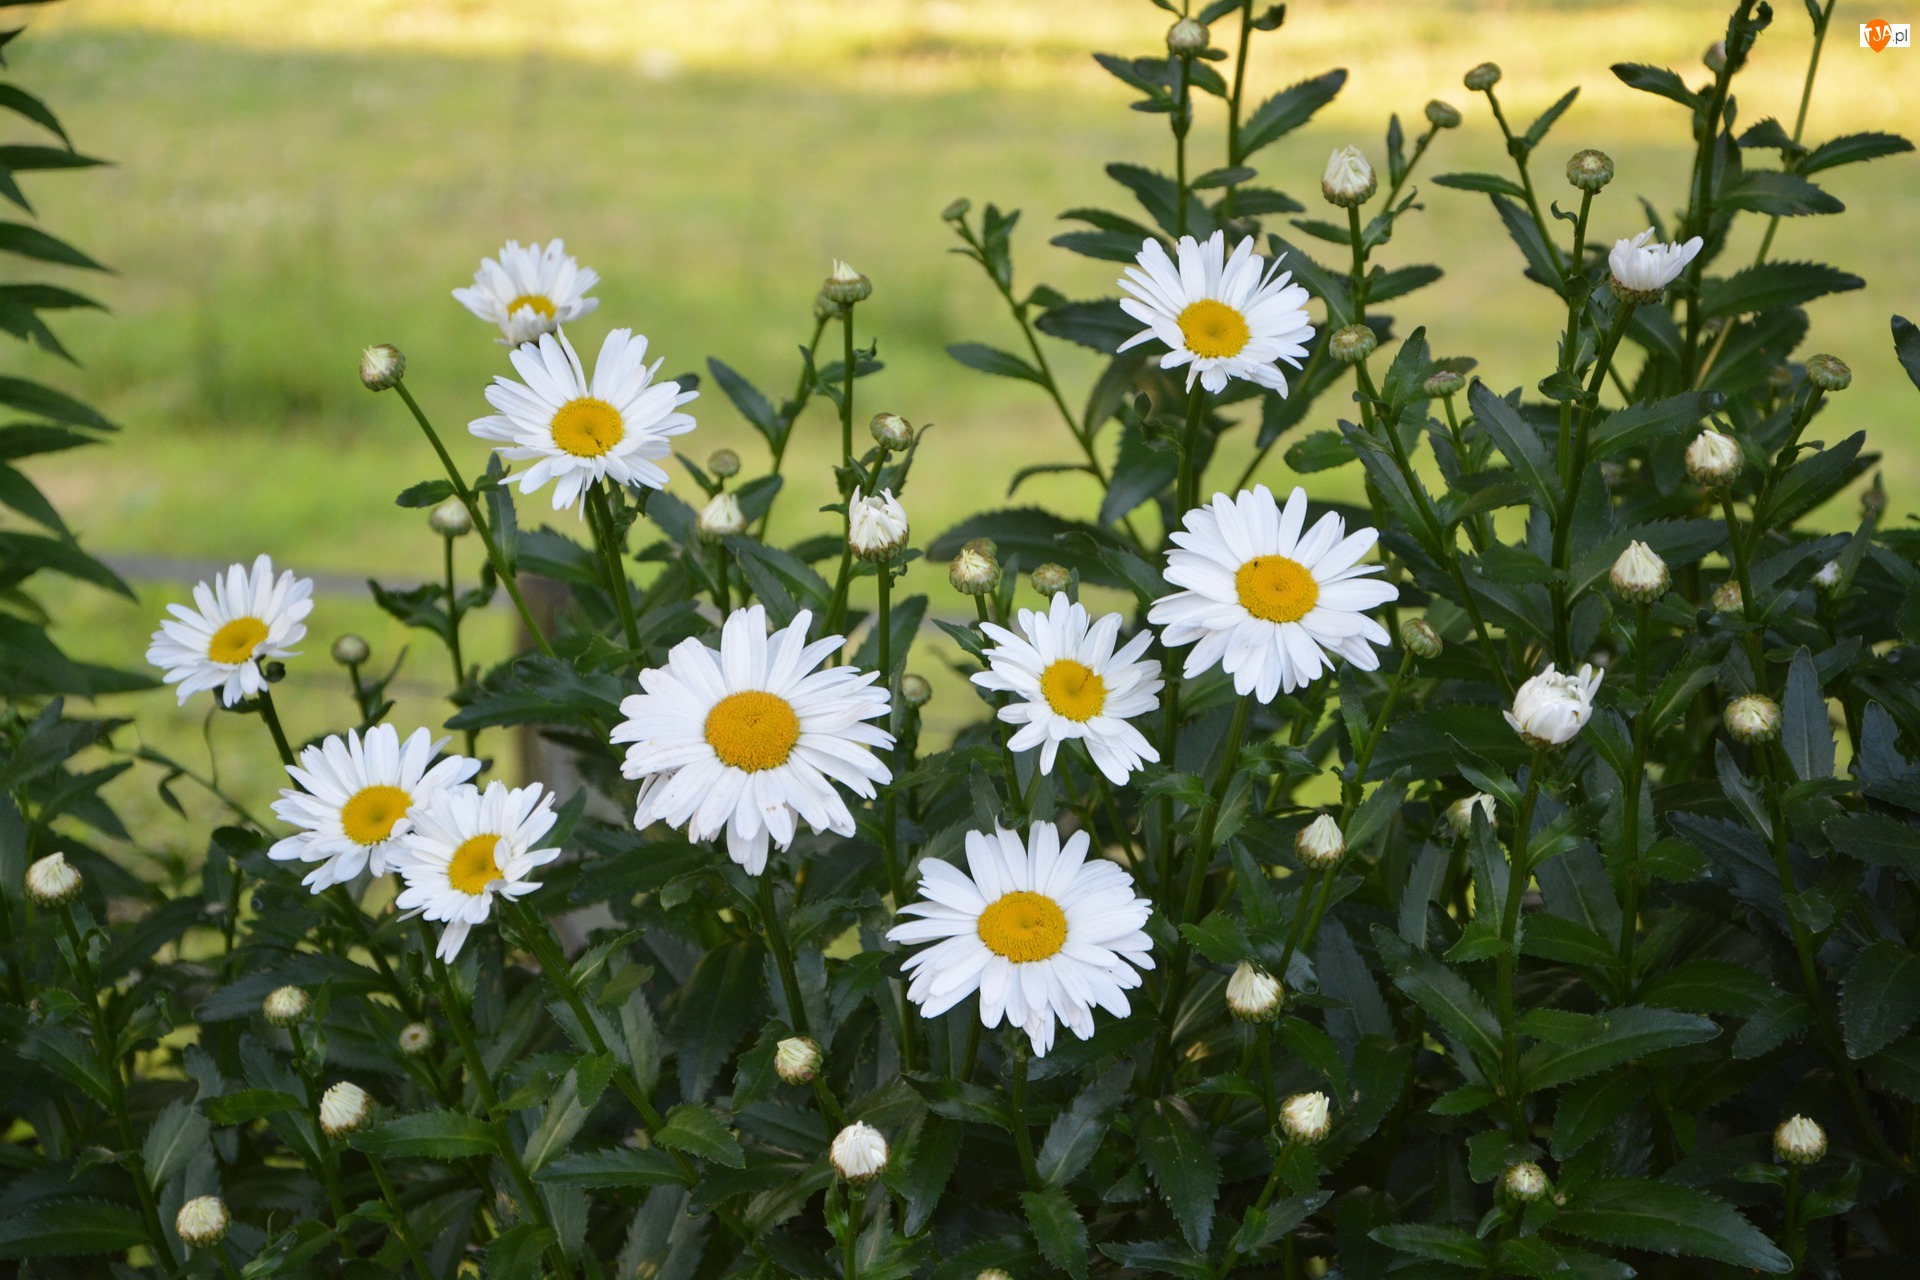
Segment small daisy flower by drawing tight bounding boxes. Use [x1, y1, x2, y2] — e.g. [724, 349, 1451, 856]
[470, 328, 698, 513]
[452, 238, 600, 345]
[394, 781, 562, 962]
[611, 605, 893, 876]
[146, 555, 313, 707]
[268, 726, 481, 892]
[971, 593, 1162, 784]
[1607, 228, 1704, 302]
[887, 821, 1154, 1057]
[1117, 230, 1313, 395]
[1504, 663, 1604, 748]
[1148, 485, 1397, 702]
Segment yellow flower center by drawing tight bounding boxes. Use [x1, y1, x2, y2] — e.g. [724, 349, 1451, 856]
[506, 293, 556, 320]
[1039, 659, 1107, 722]
[1235, 555, 1320, 623]
[705, 691, 801, 772]
[208, 616, 269, 664]
[340, 785, 413, 847]
[448, 833, 503, 896]
[1177, 299, 1251, 359]
[551, 397, 626, 458]
[977, 890, 1068, 963]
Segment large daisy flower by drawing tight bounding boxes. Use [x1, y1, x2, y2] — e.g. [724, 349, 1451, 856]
[268, 726, 481, 892]
[452, 238, 600, 345]
[469, 328, 698, 512]
[1117, 230, 1314, 395]
[145, 555, 313, 707]
[1148, 485, 1397, 702]
[394, 781, 561, 962]
[611, 605, 894, 875]
[886, 821, 1154, 1057]
[972, 593, 1162, 784]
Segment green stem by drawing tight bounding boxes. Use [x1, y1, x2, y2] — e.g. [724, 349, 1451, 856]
[368, 1152, 436, 1280]
[254, 685, 297, 769]
[1008, 1042, 1041, 1191]
[840, 305, 857, 469]
[1222, 0, 1256, 199]
[1347, 204, 1369, 322]
[1754, 1, 1836, 265]
[1495, 748, 1550, 1141]
[287, 1024, 349, 1223]
[443, 534, 478, 759]
[841, 1183, 862, 1280]
[758, 873, 812, 1037]
[1549, 301, 1635, 665]
[713, 541, 732, 619]
[1617, 601, 1653, 986]
[1177, 391, 1210, 517]
[757, 314, 832, 539]
[585, 483, 642, 653]
[1483, 89, 1565, 278]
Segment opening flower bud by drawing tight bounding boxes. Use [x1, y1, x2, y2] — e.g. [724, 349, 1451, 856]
[823, 259, 872, 305]
[331, 634, 371, 666]
[1400, 617, 1443, 659]
[1280, 1091, 1331, 1144]
[1464, 62, 1502, 92]
[1447, 793, 1496, 840]
[176, 1195, 230, 1249]
[319, 1081, 373, 1139]
[1685, 428, 1742, 487]
[1425, 99, 1462, 129]
[1503, 1161, 1550, 1202]
[1328, 324, 1378, 365]
[1774, 1114, 1827, 1164]
[849, 487, 910, 563]
[1813, 560, 1842, 593]
[1295, 814, 1345, 870]
[1226, 962, 1282, 1022]
[1711, 580, 1742, 614]
[1504, 663, 1604, 748]
[950, 545, 1001, 596]
[1166, 17, 1209, 53]
[398, 1022, 435, 1056]
[1321, 146, 1376, 208]
[263, 985, 312, 1028]
[776, 1036, 823, 1084]
[901, 673, 933, 708]
[359, 343, 405, 391]
[870, 412, 914, 450]
[1609, 540, 1669, 604]
[1566, 148, 1614, 193]
[25, 851, 83, 908]
[1804, 353, 1851, 392]
[429, 498, 472, 538]
[830, 1121, 889, 1181]
[698, 492, 747, 543]
[1703, 40, 1727, 72]
[1724, 694, 1781, 745]
[707, 448, 742, 478]
[1030, 563, 1072, 597]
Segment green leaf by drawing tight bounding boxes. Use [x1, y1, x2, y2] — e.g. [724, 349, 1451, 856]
[1237, 69, 1347, 161]
[706, 357, 778, 443]
[353, 1110, 496, 1160]
[486, 1225, 556, 1280]
[395, 478, 455, 508]
[1519, 1006, 1720, 1090]
[670, 939, 768, 1101]
[1432, 171, 1527, 199]
[1610, 62, 1700, 108]
[1021, 1185, 1089, 1280]
[654, 1103, 746, 1167]
[1371, 1223, 1488, 1268]
[1780, 648, 1834, 781]
[1372, 927, 1501, 1071]
[1800, 130, 1914, 174]
[1467, 381, 1557, 504]
[535, 1146, 684, 1189]
[0, 1200, 148, 1259]
[1698, 261, 1863, 318]
[1038, 1064, 1130, 1186]
[1101, 419, 1177, 525]
[0, 375, 113, 429]
[1718, 169, 1843, 216]
[1825, 812, 1920, 874]
[946, 341, 1046, 385]
[142, 1097, 211, 1188]
[1552, 1178, 1790, 1272]
[1035, 298, 1134, 355]
[203, 1088, 304, 1126]
[0, 84, 70, 145]
[896, 1113, 962, 1235]
[1841, 940, 1920, 1059]
[0, 221, 104, 270]
[1096, 1240, 1213, 1279]
[18, 1024, 113, 1106]
[1551, 1070, 1639, 1159]
[1588, 392, 1719, 460]
[1134, 1098, 1220, 1250]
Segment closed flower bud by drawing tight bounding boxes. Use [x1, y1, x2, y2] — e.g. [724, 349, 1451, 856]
[823, 259, 871, 306]
[1503, 1161, 1549, 1202]
[1566, 148, 1614, 193]
[1280, 1091, 1331, 1144]
[830, 1121, 889, 1181]
[1464, 62, 1502, 92]
[1813, 560, 1842, 593]
[429, 498, 472, 538]
[1226, 962, 1283, 1022]
[25, 852, 82, 908]
[697, 492, 746, 543]
[707, 448, 741, 478]
[1725, 694, 1781, 744]
[870, 412, 914, 450]
[941, 197, 972, 223]
[331, 634, 370, 666]
[1321, 146, 1376, 208]
[1400, 617, 1443, 659]
[1703, 40, 1727, 73]
[263, 985, 311, 1028]
[813, 291, 838, 322]
[1031, 563, 1072, 597]
[1774, 1114, 1827, 1164]
[1422, 370, 1465, 398]
[1166, 16, 1209, 53]
[319, 1081, 373, 1139]
[1295, 814, 1345, 870]
[359, 343, 404, 391]
[1711, 580, 1743, 614]
[775, 1036, 823, 1084]
[963, 537, 998, 560]
[1504, 663, 1604, 748]
[976, 1271, 1014, 1280]
[1447, 793, 1496, 839]
[1328, 323, 1378, 365]
[849, 487, 909, 563]
[901, 673, 932, 708]
[1609, 540, 1669, 604]
[1685, 428, 1742, 487]
[950, 545, 1000, 596]
[1804, 353, 1851, 392]
[1425, 99, 1462, 129]
[398, 1022, 434, 1056]
[175, 1195, 230, 1249]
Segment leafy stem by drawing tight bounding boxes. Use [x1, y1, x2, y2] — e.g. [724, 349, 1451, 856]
[585, 481, 642, 654]
[1495, 746, 1550, 1142]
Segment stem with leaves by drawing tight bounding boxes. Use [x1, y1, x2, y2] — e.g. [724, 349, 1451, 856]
[1495, 747, 1550, 1142]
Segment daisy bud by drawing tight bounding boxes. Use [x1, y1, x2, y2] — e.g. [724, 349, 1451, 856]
[24, 852, 82, 909]
[848, 487, 910, 563]
[1031, 563, 1072, 597]
[319, 1081, 373, 1139]
[1425, 99, 1462, 129]
[262, 985, 311, 1028]
[1447, 793, 1496, 839]
[1813, 560, 1842, 593]
[1609, 229, 1705, 304]
[830, 1121, 889, 1182]
[1863, 485, 1887, 518]
[1711, 580, 1743, 614]
[1685, 428, 1742, 487]
[175, 1195, 230, 1249]
[775, 1036, 823, 1084]
[697, 491, 747, 543]
[1280, 1091, 1331, 1145]
[1226, 962, 1283, 1022]
[963, 537, 998, 559]
[823, 259, 871, 306]
[1609, 540, 1669, 604]
[1166, 17, 1209, 53]
[1504, 663, 1604, 749]
[1703, 40, 1727, 73]
[1724, 694, 1781, 745]
[1565, 148, 1614, 193]
[1328, 324, 1378, 365]
[941, 197, 972, 223]
[1503, 1161, 1550, 1202]
[707, 447, 742, 478]
[950, 545, 1001, 596]
[977, 1271, 1014, 1280]
[398, 1022, 435, 1056]
[1321, 146, 1376, 208]
[901, 673, 932, 708]
[1295, 815, 1345, 870]
[331, 634, 370, 666]
[1804, 353, 1851, 392]
[870, 412, 914, 450]
[1400, 617, 1443, 659]
[1422, 370, 1465, 398]
[359, 343, 405, 391]
[429, 498, 472, 538]
[1774, 1114, 1827, 1165]
[1464, 62, 1502, 92]
[813, 291, 838, 322]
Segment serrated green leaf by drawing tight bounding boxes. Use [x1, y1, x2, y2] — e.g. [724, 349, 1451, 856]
[1134, 1098, 1220, 1251]
[1553, 1178, 1789, 1271]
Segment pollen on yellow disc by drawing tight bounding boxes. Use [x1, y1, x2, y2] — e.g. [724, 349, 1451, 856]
[340, 785, 413, 846]
[704, 690, 801, 772]
[448, 834, 503, 896]
[207, 616, 269, 664]
[1040, 659, 1107, 722]
[506, 293, 557, 320]
[1235, 555, 1320, 623]
[551, 397, 626, 458]
[1177, 299, 1251, 359]
[977, 891, 1068, 963]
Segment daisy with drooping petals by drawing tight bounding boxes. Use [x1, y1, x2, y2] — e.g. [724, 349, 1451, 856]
[268, 726, 481, 891]
[145, 555, 314, 707]
[611, 605, 894, 875]
[1149, 485, 1397, 702]
[394, 781, 561, 962]
[886, 821, 1154, 1057]
[1117, 230, 1314, 395]
[972, 593, 1162, 784]
[452, 239, 600, 345]
[470, 328, 698, 513]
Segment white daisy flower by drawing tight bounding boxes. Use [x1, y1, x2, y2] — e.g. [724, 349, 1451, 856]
[1116, 230, 1313, 395]
[145, 555, 314, 707]
[268, 725, 481, 892]
[470, 328, 698, 513]
[610, 604, 894, 876]
[1607, 228, 1704, 300]
[452, 238, 600, 345]
[886, 821, 1154, 1057]
[394, 781, 562, 962]
[971, 593, 1162, 784]
[1504, 662, 1604, 748]
[1148, 485, 1397, 702]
